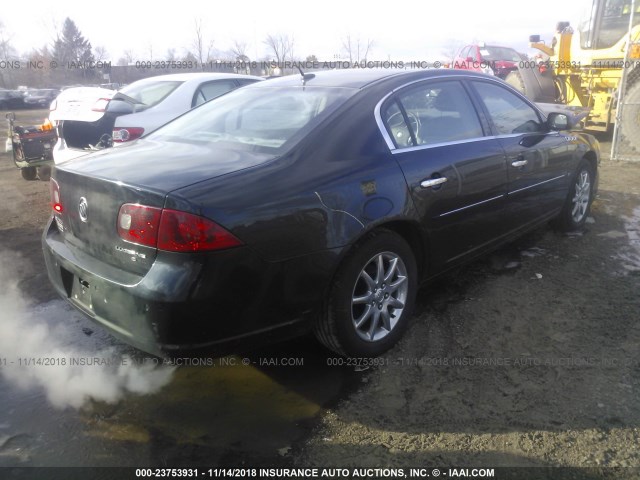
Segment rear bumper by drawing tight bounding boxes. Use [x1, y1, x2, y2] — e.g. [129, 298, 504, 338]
[42, 217, 339, 357]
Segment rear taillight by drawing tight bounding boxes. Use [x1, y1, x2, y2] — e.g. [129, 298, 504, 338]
[50, 178, 64, 232]
[117, 204, 162, 248]
[50, 178, 62, 213]
[117, 204, 242, 252]
[92, 98, 111, 112]
[112, 127, 144, 143]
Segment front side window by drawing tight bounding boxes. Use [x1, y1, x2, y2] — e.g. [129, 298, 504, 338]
[383, 81, 484, 148]
[472, 81, 544, 135]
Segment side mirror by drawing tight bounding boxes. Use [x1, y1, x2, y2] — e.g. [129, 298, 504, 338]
[529, 34, 541, 43]
[547, 112, 569, 131]
[106, 99, 134, 115]
[466, 56, 474, 62]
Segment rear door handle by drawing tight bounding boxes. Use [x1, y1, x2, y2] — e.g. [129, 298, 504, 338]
[511, 160, 528, 167]
[420, 177, 448, 188]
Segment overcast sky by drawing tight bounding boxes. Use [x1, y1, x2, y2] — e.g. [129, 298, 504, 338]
[4, 0, 587, 62]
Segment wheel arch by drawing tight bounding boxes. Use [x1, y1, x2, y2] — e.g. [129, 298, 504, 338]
[582, 150, 598, 174]
[324, 219, 429, 300]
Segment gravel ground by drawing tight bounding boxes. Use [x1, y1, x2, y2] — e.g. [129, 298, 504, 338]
[296, 155, 640, 474]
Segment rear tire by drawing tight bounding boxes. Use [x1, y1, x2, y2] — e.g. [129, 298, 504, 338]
[505, 70, 527, 96]
[314, 230, 417, 357]
[21, 167, 37, 181]
[554, 159, 594, 232]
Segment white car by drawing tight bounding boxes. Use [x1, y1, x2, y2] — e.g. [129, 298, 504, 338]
[49, 72, 263, 164]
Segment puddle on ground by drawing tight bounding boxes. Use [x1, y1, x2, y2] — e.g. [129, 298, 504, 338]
[0, 299, 361, 467]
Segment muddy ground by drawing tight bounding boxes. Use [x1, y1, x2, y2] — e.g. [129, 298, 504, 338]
[1, 110, 640, 477]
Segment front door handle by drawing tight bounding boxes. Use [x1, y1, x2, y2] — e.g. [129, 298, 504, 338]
[511, 160, 528, 167]
[420, 177, 448, 188]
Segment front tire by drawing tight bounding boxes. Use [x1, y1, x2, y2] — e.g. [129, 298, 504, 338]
[505, 70, 527, 97]
[555, 159, 594, 232]
[315, 230, 417, 357]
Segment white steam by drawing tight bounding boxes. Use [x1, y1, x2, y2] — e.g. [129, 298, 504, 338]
[0, 253, 175, 409]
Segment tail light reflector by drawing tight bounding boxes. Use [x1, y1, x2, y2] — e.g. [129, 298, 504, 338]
[112, 127, 144, 143]
[117, 204, 242, 252]
[50, 178, 63, 213]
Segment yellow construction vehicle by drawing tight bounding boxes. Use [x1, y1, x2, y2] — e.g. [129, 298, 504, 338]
[506, 0, 640, 148]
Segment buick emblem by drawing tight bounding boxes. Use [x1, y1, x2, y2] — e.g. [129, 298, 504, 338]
[78, 197, 88, 223]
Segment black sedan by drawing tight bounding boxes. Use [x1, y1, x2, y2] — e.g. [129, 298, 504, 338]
[42, 69, 599, 358]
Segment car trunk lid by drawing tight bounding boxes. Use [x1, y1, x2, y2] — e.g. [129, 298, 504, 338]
[53, 168, 166, 276]
[53, 139, 274, 274]
[50, 87, 116, 123]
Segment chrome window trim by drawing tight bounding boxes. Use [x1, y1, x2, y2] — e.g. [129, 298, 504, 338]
[374, 73, 550, 153]
[439, 194, 504, 218]
[508, 174, 567, 195]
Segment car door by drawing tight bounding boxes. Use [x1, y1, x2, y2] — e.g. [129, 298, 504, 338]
[379, 79, 509, 269]
[468, 80, 575, 231]
[192, 80, 241, 107]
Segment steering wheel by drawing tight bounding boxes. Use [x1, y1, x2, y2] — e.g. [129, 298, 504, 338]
[386, 111, 421, 147]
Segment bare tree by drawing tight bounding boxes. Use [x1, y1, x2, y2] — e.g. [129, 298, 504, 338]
[0, 21, 18, 88]
[117, 49, 135, 66]
[341, 34, 373, 64]
[441, 39, 464, 61]
[263, 34, 295, 64]
[230, 40, 249, 62]
[94, 46, 109, 62]
[192, 18, 214, 65]
[165, 48, 177, 61]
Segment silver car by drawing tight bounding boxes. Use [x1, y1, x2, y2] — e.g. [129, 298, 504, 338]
[49, 72, 263, 164]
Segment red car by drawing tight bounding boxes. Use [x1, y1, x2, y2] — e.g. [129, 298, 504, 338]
[451, 44, 523, 78]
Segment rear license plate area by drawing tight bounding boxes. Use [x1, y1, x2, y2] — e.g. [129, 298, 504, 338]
[63, 267, 93, 311]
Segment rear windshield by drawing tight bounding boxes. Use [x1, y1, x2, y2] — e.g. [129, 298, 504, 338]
[118, 80, 183, 107]
[149, 86, 356, 153]
[480, 47, 521, 62]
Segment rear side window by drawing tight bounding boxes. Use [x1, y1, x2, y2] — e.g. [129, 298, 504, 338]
[472, 81, 544, 135]
[119, 81, 183, 108]
[383, 81, 484, 147]
[193, 80, 239, 107]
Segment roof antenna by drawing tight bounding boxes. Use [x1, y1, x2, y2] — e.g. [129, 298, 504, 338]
[297, 65, 315, 85]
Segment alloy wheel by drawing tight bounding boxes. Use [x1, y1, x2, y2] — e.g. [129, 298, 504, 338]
[351, 252, 408, 342]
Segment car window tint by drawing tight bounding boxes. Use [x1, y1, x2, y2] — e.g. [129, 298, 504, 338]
[150, 86, 355, 152]
[194, 80, 238, 106]
[236, 79, 260, 87]
[119, 81, 183, 108]
[382, 101, 413, 148]
[395, 81, 484, 146]
[472, 81, 544, 135]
